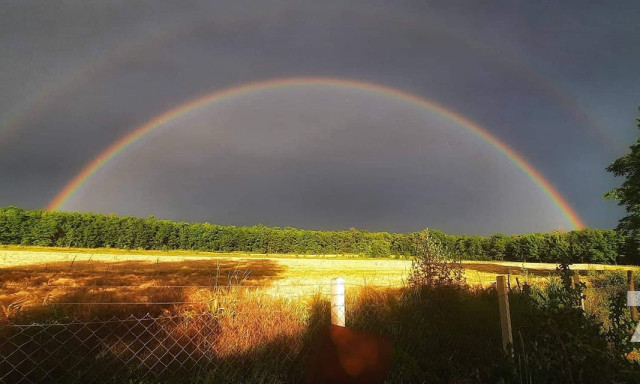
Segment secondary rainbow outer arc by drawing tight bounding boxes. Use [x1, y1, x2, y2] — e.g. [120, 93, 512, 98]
[46, 77, 586, 229]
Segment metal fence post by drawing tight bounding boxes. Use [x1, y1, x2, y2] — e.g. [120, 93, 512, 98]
[331, 278, 345, 327]
[496, 275, 513, 356]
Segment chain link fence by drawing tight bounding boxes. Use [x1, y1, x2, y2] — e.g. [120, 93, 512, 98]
[1, 311, 332, 384]
[4, 266, 637, 383]
[1, 282, 419, 384]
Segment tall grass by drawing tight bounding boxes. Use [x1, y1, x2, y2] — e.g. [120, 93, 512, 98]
[3, 260, 640, 382]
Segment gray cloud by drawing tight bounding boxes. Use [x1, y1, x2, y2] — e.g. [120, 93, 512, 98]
[64, 87, 566, 234]
[1, 0, 638, 233]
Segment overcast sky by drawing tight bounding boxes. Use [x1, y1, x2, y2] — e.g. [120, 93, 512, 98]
[1, 0, 638, 235]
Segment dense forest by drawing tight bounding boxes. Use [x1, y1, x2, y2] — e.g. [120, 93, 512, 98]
[0, 206, 635, 264]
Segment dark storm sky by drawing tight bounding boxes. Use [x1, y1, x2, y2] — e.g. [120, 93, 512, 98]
[0, 0, 639, 235]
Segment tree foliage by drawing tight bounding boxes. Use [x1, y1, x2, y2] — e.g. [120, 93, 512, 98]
[408, 230, 464, 288]
[605, 108, 640, 261]
[0, 206, 632, 263]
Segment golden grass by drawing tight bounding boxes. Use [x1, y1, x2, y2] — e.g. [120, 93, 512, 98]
[2, 245, 639, 382]
[2, 245, 638, 322]
[0, 246, 410, 316]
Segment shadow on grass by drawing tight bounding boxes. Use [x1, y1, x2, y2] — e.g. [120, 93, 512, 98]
[2, 284, 639, 383]
[1, 286, 508, 383]
[0, 258, 286, 322]
[0, 297, 331, 384]
[345, 286, 507, 383]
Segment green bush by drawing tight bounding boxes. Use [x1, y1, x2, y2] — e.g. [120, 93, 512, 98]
[408, 230, 465, 288]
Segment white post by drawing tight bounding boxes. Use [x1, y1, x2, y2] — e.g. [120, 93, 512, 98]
[331, 277, 346, 327]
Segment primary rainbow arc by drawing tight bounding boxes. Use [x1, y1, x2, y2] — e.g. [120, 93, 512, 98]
[46, 77, 585, 230]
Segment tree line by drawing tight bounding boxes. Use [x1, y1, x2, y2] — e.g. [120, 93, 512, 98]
[0, 206, 635, 264]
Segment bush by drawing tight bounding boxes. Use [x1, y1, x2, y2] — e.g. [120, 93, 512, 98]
[408, 230, 465, 288]
[506, 265, 640, 383]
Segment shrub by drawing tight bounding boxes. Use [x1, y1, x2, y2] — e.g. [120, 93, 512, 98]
[508, 265, 640, 383]
[408, 230, 465, 288]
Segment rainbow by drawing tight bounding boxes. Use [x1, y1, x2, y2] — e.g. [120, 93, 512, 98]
[46, 77, 586, 229]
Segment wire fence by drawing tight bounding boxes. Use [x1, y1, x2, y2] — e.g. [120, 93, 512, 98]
[3, 255, 639, 384]
[1, 312, 338, 384]
[0, 282, 411, 384]
[7, 275, 630, 383]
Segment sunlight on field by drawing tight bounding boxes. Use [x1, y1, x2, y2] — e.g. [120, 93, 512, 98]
[2, 245, 639, 321]
[462, 260, 640, 287]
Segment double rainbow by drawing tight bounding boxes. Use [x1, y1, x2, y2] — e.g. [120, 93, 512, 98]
[46, 77, 585, 229]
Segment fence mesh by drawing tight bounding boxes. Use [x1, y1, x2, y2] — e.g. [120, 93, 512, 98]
[3, 314, 217, 383]
[0, 282, 417, 384]
[3, 261, 639, 383]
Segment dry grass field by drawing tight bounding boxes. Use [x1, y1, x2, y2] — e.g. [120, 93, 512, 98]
[2, 245, 638, 321]
[2, 245, 640, 382]
[0, 246, 405, 319]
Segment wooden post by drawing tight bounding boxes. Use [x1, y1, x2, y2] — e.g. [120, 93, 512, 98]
[572, 273, 584, 310]
[629, 270, 638, 322]
[496, 275, 513, 355]
[331, 278, 346, 327]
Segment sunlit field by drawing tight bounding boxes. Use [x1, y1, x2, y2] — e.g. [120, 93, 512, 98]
[2, 245, 638, 321]
[0, 246, 406, 319]
[3, 245, 640, 382]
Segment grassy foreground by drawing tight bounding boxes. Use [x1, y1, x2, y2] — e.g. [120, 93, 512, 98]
[2, 245, 640, 382]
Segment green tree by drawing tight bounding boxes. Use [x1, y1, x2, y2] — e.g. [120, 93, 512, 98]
[605, 109, 640, 262]
[408, 230, 464, 288]
[485, 233, 507, 260]
[0, 206, 627, 264]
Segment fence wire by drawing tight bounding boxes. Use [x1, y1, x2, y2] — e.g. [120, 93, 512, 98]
[1, 311, 320, 384]
[0, 283, 412, 384]
[3, 269, 635, 383]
